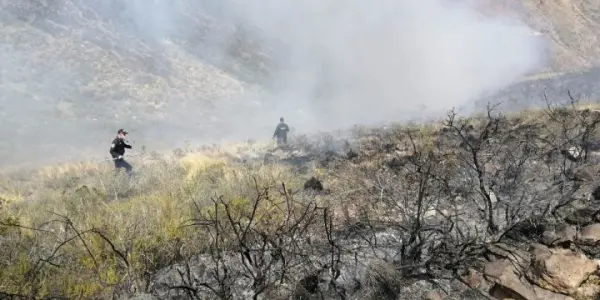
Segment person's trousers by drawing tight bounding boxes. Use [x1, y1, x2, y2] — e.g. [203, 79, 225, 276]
[277, 135, 287, 145]
[114, 158, 133, 175]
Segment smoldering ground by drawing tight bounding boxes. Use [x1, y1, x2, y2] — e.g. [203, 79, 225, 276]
[0, 0, 548, 168]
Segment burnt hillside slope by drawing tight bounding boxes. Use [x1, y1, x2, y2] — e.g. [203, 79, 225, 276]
[2, 102, 600, 299]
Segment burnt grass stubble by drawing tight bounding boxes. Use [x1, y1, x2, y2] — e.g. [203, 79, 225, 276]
[4, 94, 600, 300]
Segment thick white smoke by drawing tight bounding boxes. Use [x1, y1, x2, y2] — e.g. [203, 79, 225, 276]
[218, 0, 548, 133]
[0, 0, 548, 166]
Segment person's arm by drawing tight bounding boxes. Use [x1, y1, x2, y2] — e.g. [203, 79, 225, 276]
[284, 124, 290, 132]
[124, 141, 132, 149]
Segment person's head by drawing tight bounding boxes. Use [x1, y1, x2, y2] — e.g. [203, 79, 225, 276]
[117, 128, 128, 138]
[280, 117, 284, 123]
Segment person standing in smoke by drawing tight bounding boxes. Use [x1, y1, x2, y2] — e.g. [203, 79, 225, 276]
[273, 117, 290, 146]
[110, 128, 133, 175]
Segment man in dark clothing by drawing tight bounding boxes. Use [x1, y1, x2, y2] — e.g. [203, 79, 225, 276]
[273, 117, 290, 146]
[110, 129, 133, 175]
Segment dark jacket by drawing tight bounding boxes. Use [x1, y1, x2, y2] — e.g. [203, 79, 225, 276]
[273, 122, 289, 138]
[110, 137, 132, 158]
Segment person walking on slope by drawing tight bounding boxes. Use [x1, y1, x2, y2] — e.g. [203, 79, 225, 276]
[273, 117, 290, 147]
[110, 128, 133, 175]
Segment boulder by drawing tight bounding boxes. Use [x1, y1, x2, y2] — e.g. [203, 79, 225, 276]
[578, 223, 600, 245]
[527, 244, 598, 295]
[484, 251, 584, 300]
[484, 259, 575, 300]
[484, 259, 538, 300]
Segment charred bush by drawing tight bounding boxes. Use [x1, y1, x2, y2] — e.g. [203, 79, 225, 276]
[500, 217, 549, 243]
[304, 177, 324, 192]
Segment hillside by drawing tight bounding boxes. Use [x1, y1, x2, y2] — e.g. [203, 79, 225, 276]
[519, 0, 600, 70]
[1, 0, 600, 168]
[478, 66, 600, 112]
[2, 102, 600, 299]
[474, 0, 600, 70]
[0, 0, 272, 166]
[467, 0, 600, 111]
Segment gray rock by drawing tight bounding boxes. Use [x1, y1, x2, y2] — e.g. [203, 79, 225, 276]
[527, 244, 598, 295]
[578, 223, 600, 245]
[484, 259, 538, 300]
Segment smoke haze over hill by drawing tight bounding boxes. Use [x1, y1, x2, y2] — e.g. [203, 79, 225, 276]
[225, 0, 548, 124]
[0, 0, 547, 167]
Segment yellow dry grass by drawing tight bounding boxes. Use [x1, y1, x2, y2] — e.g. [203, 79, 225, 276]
[0, 138, 311, 298]
[179, 152, 229, 181]
[37, 161, 108, 180]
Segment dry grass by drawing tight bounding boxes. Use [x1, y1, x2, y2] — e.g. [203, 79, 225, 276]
[0, 144, 308, 298]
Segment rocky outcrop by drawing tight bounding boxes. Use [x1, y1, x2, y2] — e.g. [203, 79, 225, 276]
[484, 259, 540, 300]
[527, 244, 597, 295]
[480, 222, 600, 300]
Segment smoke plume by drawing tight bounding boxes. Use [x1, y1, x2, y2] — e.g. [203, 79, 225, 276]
[0, 0, 548, 167]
